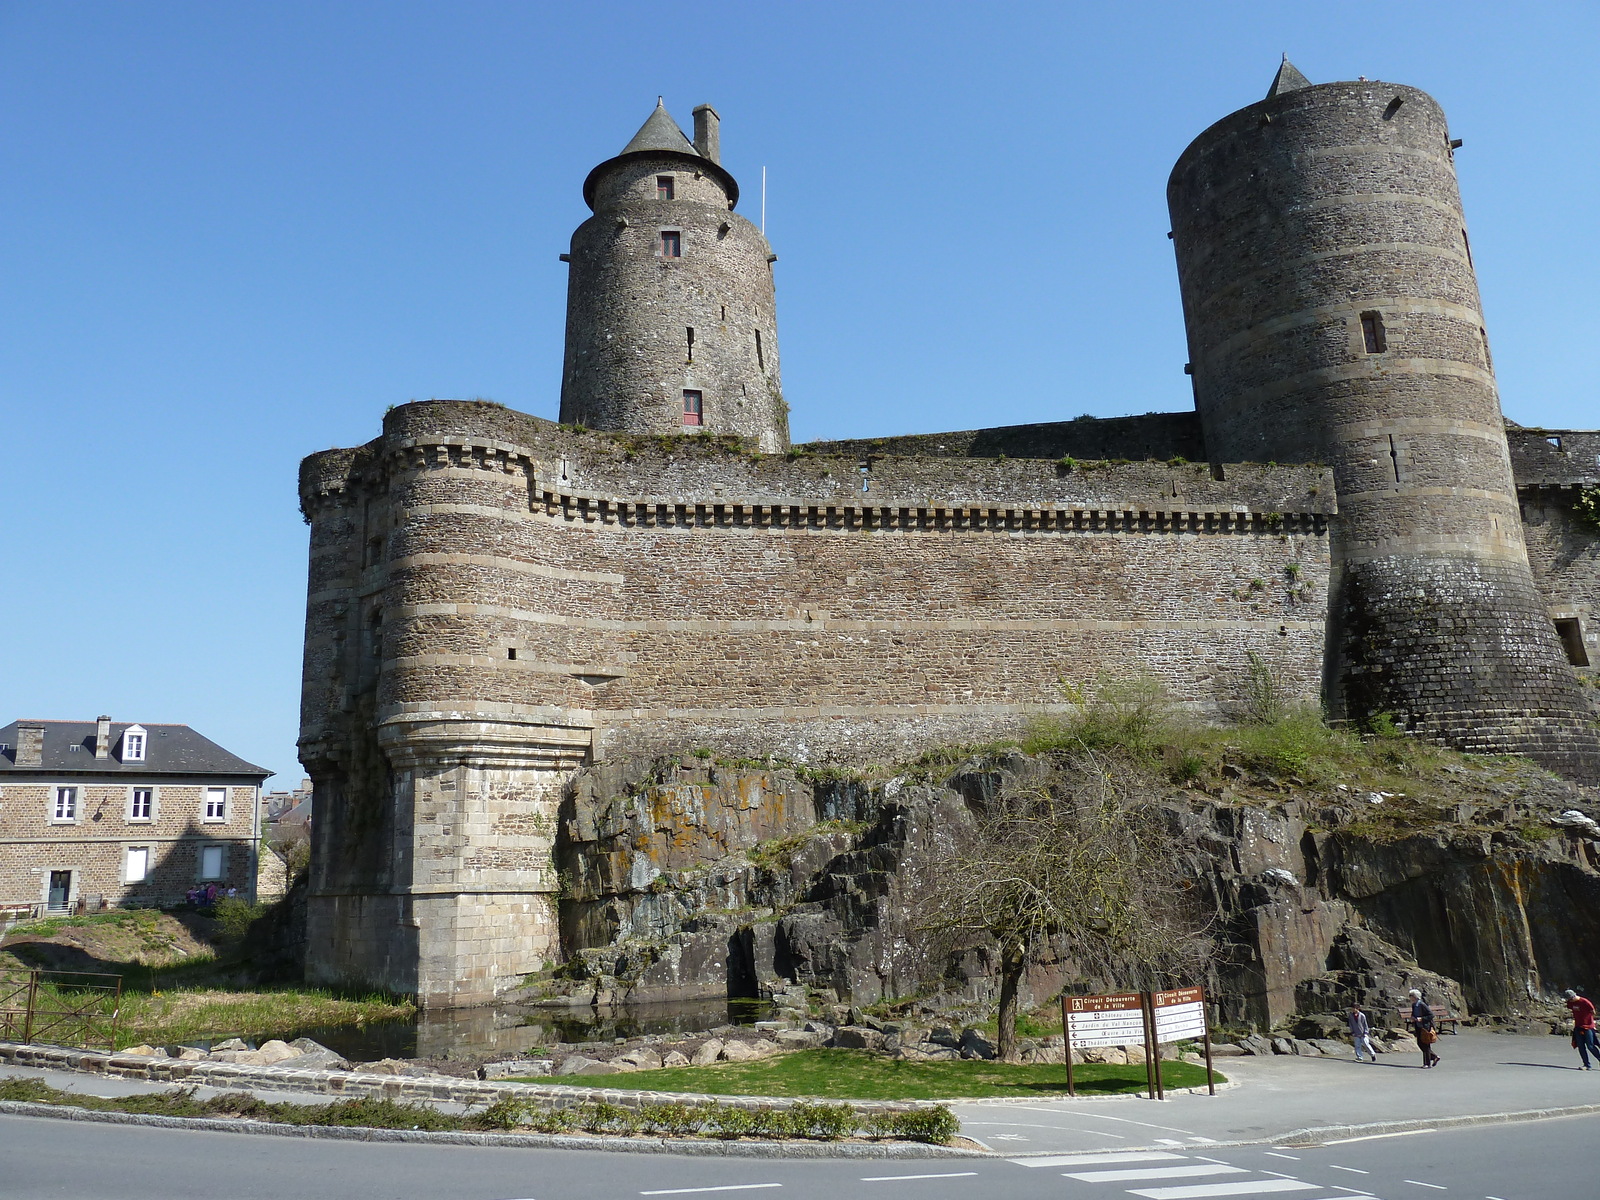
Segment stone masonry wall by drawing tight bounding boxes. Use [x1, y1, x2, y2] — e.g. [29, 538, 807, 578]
[298, 399, 1334, 1004]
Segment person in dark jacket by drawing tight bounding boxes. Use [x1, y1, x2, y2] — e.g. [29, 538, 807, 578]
[1409, 989, 1440, 1068]
[1564, 990, 1599, 1070]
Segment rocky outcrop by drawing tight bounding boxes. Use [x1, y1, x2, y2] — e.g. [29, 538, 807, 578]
[551, 750, 1600, 1029]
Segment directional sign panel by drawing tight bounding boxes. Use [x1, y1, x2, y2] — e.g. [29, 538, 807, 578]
[1151, 986, 1206, 1043]
[1064, 992, 1146, 1049]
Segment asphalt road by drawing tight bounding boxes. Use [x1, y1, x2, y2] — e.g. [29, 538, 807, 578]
[0, 1110, 1594, 1200]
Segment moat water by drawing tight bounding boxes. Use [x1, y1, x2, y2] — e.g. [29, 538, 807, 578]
[245, 997, 775, 1063]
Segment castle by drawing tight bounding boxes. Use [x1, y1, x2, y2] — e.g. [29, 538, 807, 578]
[297, 63, 1600, 1007]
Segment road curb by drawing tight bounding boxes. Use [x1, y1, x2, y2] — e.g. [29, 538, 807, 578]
[0, 1100, 989, 1158]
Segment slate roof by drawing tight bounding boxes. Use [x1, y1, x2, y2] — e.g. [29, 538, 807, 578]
[1266, 55, 1313, 98]
[0, 720, 271, 779]
[582, 98, 740, 211]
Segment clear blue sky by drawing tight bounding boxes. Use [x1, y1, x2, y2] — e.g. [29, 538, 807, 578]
[3, 1, 1596, 785]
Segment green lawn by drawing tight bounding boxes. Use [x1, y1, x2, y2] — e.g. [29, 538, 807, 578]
[518, 1048, 1220, 1100]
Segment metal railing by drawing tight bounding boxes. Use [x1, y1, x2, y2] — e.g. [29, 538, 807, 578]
[0, 969, 122, 1052]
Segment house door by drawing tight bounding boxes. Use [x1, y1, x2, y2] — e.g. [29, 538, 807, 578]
[47, 870, 71, 911]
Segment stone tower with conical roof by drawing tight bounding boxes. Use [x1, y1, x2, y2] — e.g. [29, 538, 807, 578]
[559, 101, 788, 452]
[1168, 60, 1600, 780]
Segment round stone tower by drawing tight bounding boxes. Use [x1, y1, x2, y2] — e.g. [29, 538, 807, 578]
[559, 100, 788, 452]
[1168, 59, 1600, 780]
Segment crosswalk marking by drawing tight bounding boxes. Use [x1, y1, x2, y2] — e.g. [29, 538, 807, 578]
[1127, 1180, 1322, 1199]
[1011, 1152, 1187, 1168]
[1066, 1165, 1248, 1183]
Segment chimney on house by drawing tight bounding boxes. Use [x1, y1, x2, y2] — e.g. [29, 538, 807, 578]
[692, 104, 721, 165]
[95, 715, 112, 758]
[16, 722, 45, 768]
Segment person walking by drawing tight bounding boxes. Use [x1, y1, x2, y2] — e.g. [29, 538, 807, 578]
[1348, 1002, 1378, 1063]
[1563, 989, 1599, 1070]
[1409, 988, 1440, 1068]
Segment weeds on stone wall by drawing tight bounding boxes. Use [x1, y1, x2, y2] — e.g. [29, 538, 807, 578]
[1574, 486, 1600, 532]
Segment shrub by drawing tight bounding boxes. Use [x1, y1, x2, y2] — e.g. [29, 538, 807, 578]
[868, 1107, 960, 1144]
[708, 1105, 756, 1138]
[788, 1101, 857, 1140]
[748, 1107, 794, 1139]
[577, 1101, 636, 1134]
[638, 1102, 705, 1136]
[212, 896, 265, 940]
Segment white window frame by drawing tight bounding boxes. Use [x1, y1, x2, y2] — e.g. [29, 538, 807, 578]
[203, 787, 228, 823]
[121, 724, 147, 763]
[198, 844, 226, 881]
[124, 846, 150, 884]
[128, 786, 155, 822]
[52, 786, 79, 823]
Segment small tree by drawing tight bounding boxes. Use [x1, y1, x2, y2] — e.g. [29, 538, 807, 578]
[916, 753, 1209, 1062]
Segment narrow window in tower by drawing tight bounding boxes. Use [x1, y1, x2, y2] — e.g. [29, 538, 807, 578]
[1462, 227, 1473, 267]
[507, 648, 517, 661]
[1360, 311, 1387, 354]
[656, 175, 675, 201]
[660, 230, 681, 258]
[755, 330, 765, 371]
[1481, 327, 1493, 369]
[1555, 618, 1590, 667]
[682, 390, 703, 427]
[686, 327, 695, 362]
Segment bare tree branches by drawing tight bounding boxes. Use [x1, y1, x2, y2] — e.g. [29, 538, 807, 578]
[914, 751, 1211, 1061]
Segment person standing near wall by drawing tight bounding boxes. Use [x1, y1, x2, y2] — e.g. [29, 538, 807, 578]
[1563, 989, 1599, 1069]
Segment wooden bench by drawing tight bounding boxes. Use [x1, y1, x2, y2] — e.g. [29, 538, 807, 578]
[1397, 1004, 1460, 1034]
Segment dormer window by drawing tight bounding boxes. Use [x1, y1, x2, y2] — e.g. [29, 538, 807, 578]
[122, 725, 147, 763]
[656, 175, 675, 201]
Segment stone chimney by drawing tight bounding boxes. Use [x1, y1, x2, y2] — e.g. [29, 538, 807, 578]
[16, 722, 45, 768]
[692, 104, 721, 164]
[95, 715, 112, 759]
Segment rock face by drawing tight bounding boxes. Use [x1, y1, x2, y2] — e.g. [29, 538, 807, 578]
[552, 751, 1600, 1028]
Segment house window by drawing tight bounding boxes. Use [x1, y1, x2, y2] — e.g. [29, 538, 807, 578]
[130, 788, 153, 821]
[122, 725, 146, 762]
[656, 175, 675, 200]
[682, 390, 703, 427]
[1556, 618, 1590, 667]
[1360, 311, 1387, 354]
[125, 847, 150, 884]
[198, 845, 225, 881]
[53, 787, 77, 821]
[660, 230, 681, 258]
[204, 787, 228, 822]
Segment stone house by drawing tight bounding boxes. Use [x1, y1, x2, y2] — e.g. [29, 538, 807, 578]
[0, 717, 269, 915]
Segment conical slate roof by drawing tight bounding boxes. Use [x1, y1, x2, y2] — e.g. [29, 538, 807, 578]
[1266, 55, 1312, 98]
[619, 99, 698, 157]
[582, 99, 740, 211]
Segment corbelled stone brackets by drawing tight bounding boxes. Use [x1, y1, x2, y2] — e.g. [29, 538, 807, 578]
[305, 717, 590, 1008]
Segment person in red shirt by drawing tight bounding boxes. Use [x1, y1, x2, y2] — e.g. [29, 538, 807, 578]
[1563, 990, 1598, 1069]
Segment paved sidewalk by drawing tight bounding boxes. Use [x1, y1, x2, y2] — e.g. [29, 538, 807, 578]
[953, 1029, 1600, 1152]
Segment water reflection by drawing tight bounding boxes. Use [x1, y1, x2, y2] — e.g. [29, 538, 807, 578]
[270, 996, 775, 1063]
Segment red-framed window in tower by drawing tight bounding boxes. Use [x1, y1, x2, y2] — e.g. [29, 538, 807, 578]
[660, 229, 681, 258]
[682, 390, 703, 426]
[656, 175, 675, 200]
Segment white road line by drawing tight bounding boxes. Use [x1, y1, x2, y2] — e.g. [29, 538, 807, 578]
[1067, 1165, 1247, 1183]
[1156, 1138, 1190, 1146]
[859, 1174, 979, 1183]
[1128, 1182, 1322, 1199]
[1404, 1182, 1448, 1191]
[964, 1120, 1127, 1136]
[1011, 1152, 1187, 1167]
[1323, 1129, 1435, 1145]
[990, 1104, 1208, 1137]
[1190, 1137, 1219, 1144]
[640, 1187, 782, 1196]
[1328, 1167, 1370, 1175]
[1264, 1153, 1301, 1161]
[1328, 1187, 1377, 1196]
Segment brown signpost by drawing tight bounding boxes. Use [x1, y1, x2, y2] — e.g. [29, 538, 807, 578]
[1060, 985, 1216, 1101]
[1061, 992, 1153, 1099]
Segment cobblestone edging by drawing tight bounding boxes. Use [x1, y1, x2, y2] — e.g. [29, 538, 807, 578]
[0, 1041, 942, 1117]
[0, 1100, 987, 1158]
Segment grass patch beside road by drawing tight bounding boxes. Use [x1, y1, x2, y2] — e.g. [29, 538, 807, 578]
[115, 987, 413, 1049]
[517, 1048, 1219, 1100]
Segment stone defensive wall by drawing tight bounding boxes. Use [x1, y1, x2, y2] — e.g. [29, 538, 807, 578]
[804, 411, 1205, 464]
[1509, 426, 1600, 681]
[301, 400, 1336, 769]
